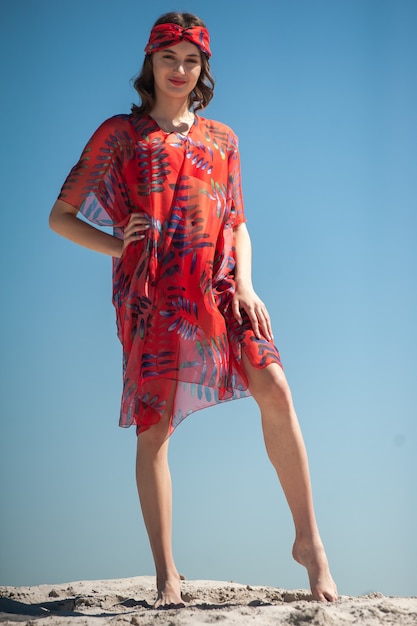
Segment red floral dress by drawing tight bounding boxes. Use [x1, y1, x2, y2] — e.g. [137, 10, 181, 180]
[59, 114, 282, 434]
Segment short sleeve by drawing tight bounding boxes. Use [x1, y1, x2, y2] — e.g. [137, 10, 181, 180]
[58, 115, 135, 228]
[227, 136, 247, 229]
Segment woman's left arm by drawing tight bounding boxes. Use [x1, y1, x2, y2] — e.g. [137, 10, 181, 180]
[232, 223, 273, 341]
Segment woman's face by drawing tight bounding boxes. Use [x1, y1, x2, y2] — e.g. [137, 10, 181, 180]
[152, 41, 202, 103]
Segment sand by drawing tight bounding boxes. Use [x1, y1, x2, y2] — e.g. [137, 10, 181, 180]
[1, 576, 416, 625]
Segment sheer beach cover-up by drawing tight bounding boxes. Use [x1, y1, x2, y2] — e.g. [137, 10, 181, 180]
[59, 114, 282, 434]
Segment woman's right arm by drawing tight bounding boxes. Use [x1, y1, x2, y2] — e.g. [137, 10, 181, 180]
[49, 200, 149, 258]
[49, 200, 123, 257]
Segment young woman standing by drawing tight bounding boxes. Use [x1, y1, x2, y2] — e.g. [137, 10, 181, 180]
[49, 11, 338, 608]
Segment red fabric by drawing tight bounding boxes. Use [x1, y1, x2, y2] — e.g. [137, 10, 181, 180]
[145, 23, 212, 57]
[59, 114, 282, 434]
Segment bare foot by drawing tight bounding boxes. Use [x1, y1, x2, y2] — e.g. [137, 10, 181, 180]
[293, 539, 338, 602]
[153, 576, 185, 609]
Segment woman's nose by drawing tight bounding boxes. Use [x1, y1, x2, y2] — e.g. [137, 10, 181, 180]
[174, 61, 186, 74]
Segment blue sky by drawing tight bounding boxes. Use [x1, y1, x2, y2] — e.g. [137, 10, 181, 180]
[1, 0, 416, 598]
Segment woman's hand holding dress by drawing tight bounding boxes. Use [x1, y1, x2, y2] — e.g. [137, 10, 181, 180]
[232, 223, 273, 342]
[232, 286, 273, 342]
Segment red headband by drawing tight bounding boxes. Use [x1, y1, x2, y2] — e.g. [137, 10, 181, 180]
[144, 23, 212, 58]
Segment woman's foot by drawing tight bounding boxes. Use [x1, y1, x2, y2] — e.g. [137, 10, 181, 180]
[293, 538, 338, 602]
[153, 575, 185, 609]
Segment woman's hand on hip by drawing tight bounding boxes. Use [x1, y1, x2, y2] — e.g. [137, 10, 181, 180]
[122, 213, 150, 253]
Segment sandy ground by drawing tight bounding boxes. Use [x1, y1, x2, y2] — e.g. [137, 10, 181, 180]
[1, 576, 416, 625]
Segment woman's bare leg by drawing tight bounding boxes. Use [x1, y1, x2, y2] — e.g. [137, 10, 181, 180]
[241, 353, 338, 602]
[136, 393, 184, 608]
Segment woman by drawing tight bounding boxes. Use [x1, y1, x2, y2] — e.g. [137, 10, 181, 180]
[49, 11, 338, 607]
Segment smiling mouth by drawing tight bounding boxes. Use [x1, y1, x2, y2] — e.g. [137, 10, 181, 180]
[169, 78, 187, 86]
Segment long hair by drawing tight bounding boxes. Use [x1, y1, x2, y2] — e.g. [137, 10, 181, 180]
[131, 12, 215, 116]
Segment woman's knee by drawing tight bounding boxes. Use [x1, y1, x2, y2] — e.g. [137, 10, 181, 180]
[137, 414, 171, 452]
[137, 386, 176, 451]
[248, 365, 294, 412]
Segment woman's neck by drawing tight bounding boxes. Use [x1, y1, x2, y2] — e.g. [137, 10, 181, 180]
[150, 98, 193, 126]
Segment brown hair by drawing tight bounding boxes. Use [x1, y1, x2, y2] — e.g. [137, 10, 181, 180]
[131, 12, 215, 116]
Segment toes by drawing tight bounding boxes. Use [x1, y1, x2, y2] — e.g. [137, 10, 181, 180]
[325, 591, 339, 603]
[314, 591, 327, 602]
[153, 593, 186, 610]
[313, 587, 338, 603]
[153, 600, 185, 610]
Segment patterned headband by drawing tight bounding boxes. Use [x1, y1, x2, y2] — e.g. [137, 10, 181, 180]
[144, 23, 212, 58]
